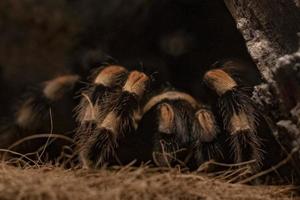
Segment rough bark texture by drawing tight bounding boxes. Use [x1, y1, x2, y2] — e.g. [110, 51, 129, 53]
[224, 0, 300, 79]
[224, 0, 300, 158]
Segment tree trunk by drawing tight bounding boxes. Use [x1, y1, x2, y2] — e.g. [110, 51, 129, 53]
[224, 0, 300, 157]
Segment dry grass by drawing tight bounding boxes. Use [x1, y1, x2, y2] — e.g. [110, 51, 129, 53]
[0, 162, 298, 200]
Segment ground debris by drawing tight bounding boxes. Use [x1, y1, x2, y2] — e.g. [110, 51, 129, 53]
[0, 163, 296, 200]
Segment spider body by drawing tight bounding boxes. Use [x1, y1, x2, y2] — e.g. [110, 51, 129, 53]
[138, 90, 202, 168]
[0, 59, 281, 174]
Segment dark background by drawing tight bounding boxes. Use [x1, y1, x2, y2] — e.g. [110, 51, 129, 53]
[0, 0, 259, 117]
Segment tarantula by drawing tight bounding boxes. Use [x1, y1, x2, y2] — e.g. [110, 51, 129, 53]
[0, 58, 281, 172]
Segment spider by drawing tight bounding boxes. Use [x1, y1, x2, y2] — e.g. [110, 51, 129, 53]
[0, 58, 281, 172]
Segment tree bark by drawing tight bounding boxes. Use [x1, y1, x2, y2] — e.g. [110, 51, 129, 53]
[224, 0, 300, 78]
[224, 0, 300, 155]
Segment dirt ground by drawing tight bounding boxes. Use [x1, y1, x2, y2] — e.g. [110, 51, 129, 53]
[0, 163, 298, 200]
